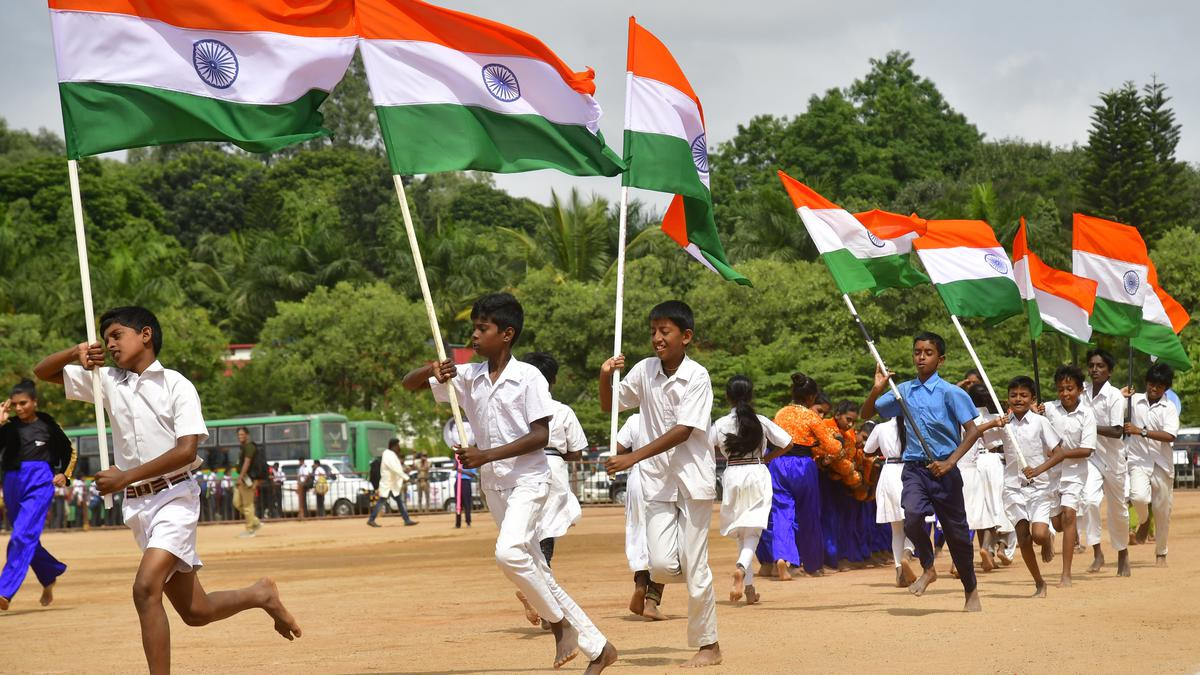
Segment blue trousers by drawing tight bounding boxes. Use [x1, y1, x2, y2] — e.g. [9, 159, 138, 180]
[901, 463, 976, 594]
[758, 455, 824, 574]
[368, 491, 413, 524]
[0, 462, 66, 600]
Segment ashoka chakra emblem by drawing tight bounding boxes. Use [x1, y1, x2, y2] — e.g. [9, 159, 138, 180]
[984, 252, 1009, 274]
[192, 39, 238, 89]
[1123, 270, 1140, 296]
[867, 231, 886, 248]
[482, 63, 521, 102]
[690, 134, 709, 173]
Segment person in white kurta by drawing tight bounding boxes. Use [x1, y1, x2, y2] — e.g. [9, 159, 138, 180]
[537, 399, 586, 554]
[863, 419, 917, 587]
[616, 413, 666, 620]
[1080, 348, 1131, 575]
[1123, 363, 1181, 566]
[1042, 366, 1096, 586]
[709, 376, 792, 605]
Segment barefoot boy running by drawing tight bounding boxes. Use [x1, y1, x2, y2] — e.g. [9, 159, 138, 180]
[403, 293, 617, 673]
[1004, 376, 1063, 598]
[34, 306, 300, 674]
[600, 300, 721, 667]
[1042, 366, 1096, 587]
[1123, 362, 1179, 567]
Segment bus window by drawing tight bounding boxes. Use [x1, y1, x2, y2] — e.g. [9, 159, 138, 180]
[219, 425, 264, 445]
[322, 421, 349, 455]
[76, 434, 114, 476]
[265, 422, 310, 462]
[198, 429, 217, 448]
[367, 427, 392, 458]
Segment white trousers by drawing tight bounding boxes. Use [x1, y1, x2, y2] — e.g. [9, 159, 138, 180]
[624, 467, 650, 573]
[645, 498, 719, 648]
[1076, 454, 1129, 552]
[485, 484, 606, 660]
[1129, 464, 1173, 556]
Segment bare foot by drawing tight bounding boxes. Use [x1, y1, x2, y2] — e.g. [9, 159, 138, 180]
[628, 585, 646, 617]
[775, 559, 793, 581]
[1116, 550, 1131, 577]
[730, 565, 745, 603]
[257, 578, 301, 640]
[804, 568, 825, 578]
[641, 598, 667, 621]
[1135, 522, 1150, 544]
[963, 589, 982, 612]
[551, 620, 579, 669]
[950, 563, 959, 579]
[837, 558, 852, 572]
[897, 560, 917, 588]
[744, 585, 760, 605]
[584, 641, 618, 675]
[1041, 542, 1055, 563]
[980, 549, 995, 572]
[40, 583, 54, 607]
[1057, 575, 1072, 588]
[518, 591, 541, 626]
[0, 596, 8, 611]
[1087, 552, 1105, 573]
[1031, 581, 1047, 598]
[996, 549, 1013, 567]
[909, 567, 937, 597]
[758, 561, 775, 578]
[1156, 555, 1167, 568]
[680, 644, 722, 668]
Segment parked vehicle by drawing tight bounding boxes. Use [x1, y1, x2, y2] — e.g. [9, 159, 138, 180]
[406, 468, 483, 512]
[276, 458, 373, 517]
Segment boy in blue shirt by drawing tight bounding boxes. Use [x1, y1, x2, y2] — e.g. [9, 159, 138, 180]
[862, 331, 997, 612]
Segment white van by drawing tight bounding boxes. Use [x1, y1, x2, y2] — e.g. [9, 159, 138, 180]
[274, 458, 373, 517]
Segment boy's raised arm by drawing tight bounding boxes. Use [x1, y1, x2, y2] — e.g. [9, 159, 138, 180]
[402, 359, 456, 392]
[598, 355, 626, 413]
[861, 365, 894, 420]
[34, 342, 104, 385]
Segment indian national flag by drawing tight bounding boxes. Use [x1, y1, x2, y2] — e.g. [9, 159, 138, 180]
[777, 171, 928, 294]
[913, 220, 1023, 322]
[1132, 263, 1192, 371]
[357, 0, 623, 177]
[1071, 214, 1149, 338]
[1012, 217, 1097, 342]
[49, 0, 358, 158]
[624, 18, 747, 285]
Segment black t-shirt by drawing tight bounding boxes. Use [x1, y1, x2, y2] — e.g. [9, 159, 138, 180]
[17, 418, 52, 464]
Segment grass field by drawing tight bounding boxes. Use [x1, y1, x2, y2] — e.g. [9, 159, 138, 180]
[3, 493, 1199, 674]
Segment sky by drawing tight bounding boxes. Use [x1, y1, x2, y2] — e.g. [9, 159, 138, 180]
[5, 1, 1198, 206]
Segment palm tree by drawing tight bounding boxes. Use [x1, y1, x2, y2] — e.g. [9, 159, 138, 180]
[499, 188, 611, 282]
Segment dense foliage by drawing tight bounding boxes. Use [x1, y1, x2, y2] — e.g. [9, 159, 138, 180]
[3, 51, 1198, 452]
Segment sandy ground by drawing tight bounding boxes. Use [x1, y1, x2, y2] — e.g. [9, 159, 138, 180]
[3, 494, 1199, 674]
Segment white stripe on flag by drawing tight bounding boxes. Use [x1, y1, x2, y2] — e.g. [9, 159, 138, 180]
[917, 246, 1014, 285]
[797, 207, 846, 255]
[1072, 250, 1147, 306]
[1034, 289, 1093, 342]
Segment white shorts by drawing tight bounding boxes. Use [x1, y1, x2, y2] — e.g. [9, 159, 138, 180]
[1004, 483, 1054, 526]
[124, 478, 202, 576]
[1052, 477, 1085, 515]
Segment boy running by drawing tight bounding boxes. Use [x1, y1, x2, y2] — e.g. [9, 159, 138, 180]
[1080, 349, 1131, 575]
[404, 293, 616, 673]
[1042, 366, 1096, 587]
[601, 300, 721, 667]
[1123, 362, 1179, 567]
[34, 306, 299, 674]
[1004, 376, 1063, 598]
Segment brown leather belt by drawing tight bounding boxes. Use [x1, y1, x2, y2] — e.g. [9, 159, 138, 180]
[125, 471, 192, 499]
[726, 458, 762, 467]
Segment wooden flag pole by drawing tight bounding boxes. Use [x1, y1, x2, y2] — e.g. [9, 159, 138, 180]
[841, 294, 935, 462]
[391, 175, 470, 513]
[67, 160, 113, 509]
[950, 314, 1030, 471]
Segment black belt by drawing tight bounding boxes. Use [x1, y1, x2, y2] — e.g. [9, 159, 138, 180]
[885, 458, 904, 464]
[786, 445, 814, 458]
[726, 458, 761, 467]
[544, 448, 565, 457]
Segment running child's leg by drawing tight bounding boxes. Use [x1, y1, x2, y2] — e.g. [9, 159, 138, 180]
[1150, 466, 1173, 565]
[30, 544, 66, 606]
[678, 498, 721, 667]
[1017, 521, 1047, 597]
[164, 567, 300, 638]
[1102, 466, 1131, 575]
[900, 465, 937, 596]
[0, 467, 55, 606]
[132, 549, 185, 674]
[891, 522, 916, 587]
[1056, 507, 1078, 586]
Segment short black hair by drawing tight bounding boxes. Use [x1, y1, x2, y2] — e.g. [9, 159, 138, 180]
[1007, 375, 1037, 397]
[649, 300, 694, 333]
[10, 379, 36, 401]
[834, 399, 858, 416]
[387, 438, 400, 449]
[964, 368, 981, 379]
[100, 306, 162, 355]
[1086, 348, 1116, 371]
[471, 293, 524, 343]
[1146, 362, 1175, 387]
[815, 391, 831, 407]
[521, 351, 559, 386]
[967, 384, 997, 413]
[913, 331, 946, 357]
[1054, 365, 1085, 389]
[237, 426, 251, 435]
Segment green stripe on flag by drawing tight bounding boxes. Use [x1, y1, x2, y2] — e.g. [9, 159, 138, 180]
[1132, 322, 1192, 371]
[675, 195, 750, 286]
[60, 82, 332, 158]
[1090, 297, 1143, 338]
[863, 254, 930, 294]
[375, 104, 624, 176]
[934, 278, 1023, 323]
[622, 130, 707, 200]
[1025, 298, 1044, 341]
[819, 249, 875, 294]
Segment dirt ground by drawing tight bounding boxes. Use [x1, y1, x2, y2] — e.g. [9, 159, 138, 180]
[4, 493, 1200, 674]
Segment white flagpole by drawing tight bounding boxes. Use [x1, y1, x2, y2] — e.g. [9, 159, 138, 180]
[391, 175, 470, 456]
[609, 70, 634, 455]
[949, 314, 1029, 471]
[67, 160, 113, 508]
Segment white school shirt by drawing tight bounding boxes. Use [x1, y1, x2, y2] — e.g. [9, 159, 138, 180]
[1004, 411, 1061, 489]
[864, 419, 901, 459]
[378, 451, 409, 497]
[1044, 401, 1097, 484]
[708, 410, 791, 461]
[546, 400, 589, 456]
[1126, 393, 1181, 476]
[616, 413, 647, 452]
[63, 361, 208, 481]
[430, 360, 554, 491]
[1084, 380, 1125, 461]
[615, 356, 715, 501]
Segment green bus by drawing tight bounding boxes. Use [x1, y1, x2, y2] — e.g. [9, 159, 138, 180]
[65, 413, 354, 476]
[347, 419, 398, 473]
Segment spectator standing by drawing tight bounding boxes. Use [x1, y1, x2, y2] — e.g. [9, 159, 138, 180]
[367, 440, 417, 527]
[220, 470, 235, 520]
[416, 453, 431, 512]
[71, 478, 85, 528]
[311, 459, 329, 517]
[456, 465, 476, 529]
[51, 480, 69, 530]
[233, 427, 264, 537]
[270, 463, 284, 518]
[296, 460, 311, 519]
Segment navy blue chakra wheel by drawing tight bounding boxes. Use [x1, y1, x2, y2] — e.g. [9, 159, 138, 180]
[193, 39, 238, 89]
[691, 134, 708, 173]
[1123, 270, 1140, 296]
[482, 63, 521, 102]
[984, 253, 1008, 274]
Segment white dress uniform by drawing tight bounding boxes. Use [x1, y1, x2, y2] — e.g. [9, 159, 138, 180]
[1044, 400, 1096, 515]
[537, 400, 587, 540]
[1003, 411, 1061, 526]
[1126, 392, 1180, 556]
[958, 421, 995, 531]
[866, 419, 904, 523]
[616, 414, 650, 572]
[972, 409, 1011, 533]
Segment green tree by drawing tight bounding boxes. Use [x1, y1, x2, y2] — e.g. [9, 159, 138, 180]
[500, 189, 612, 282]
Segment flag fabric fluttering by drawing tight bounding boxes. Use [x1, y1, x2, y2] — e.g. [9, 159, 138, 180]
[1012, 217, 1098, 343]
[1071, 213, 1150, 338]
[624, 18, 747, 285]
[913, 220, 1023, 323]
[357, 0, 623, 177]
[1132, 262, 1192, 371]
[49, 0, 358, 158]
